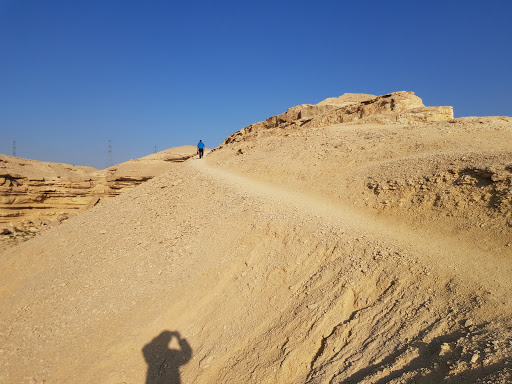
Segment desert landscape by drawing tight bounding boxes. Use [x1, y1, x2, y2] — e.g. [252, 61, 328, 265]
[1, 91, 511, 383]
[0, 146, 198, 252]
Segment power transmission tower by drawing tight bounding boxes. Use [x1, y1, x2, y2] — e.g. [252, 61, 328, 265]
[107, 140, 113, 167]
[12, 140, 16, 157]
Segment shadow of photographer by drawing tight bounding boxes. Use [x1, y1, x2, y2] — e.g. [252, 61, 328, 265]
[142, 330, 192, 384]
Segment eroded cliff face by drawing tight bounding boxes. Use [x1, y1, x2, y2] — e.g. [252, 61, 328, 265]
[222, 91, 453, 145]
[0, 172, 112, 226]
[0, 172, 148, 224]
[0, 146, 198, 249]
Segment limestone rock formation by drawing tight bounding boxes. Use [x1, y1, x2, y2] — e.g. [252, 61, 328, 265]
[222, 91, 453, 145]
[0, 146, 198, 247]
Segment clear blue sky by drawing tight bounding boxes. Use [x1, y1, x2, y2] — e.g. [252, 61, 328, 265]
[1, 0, 511, 168]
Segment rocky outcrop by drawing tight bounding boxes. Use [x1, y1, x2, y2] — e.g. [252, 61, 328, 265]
[0, 146, 198, 242]
[0, 171, 141, 238]
[1, 175, 112, 221]
[222, 91, 453, 145]
[366, 165, 512, 230]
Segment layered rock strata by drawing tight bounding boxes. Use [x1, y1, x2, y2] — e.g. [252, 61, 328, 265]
[0, 146, 197, 238]
[223, 91, 453, 145]
[1, 173, 123, 226]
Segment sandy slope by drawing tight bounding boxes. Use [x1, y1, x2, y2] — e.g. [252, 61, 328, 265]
[1, 110, 511, 382]
[193, 159, 511, 300]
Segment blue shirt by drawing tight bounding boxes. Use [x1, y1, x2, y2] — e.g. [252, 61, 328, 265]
[197, 142, 205, 149]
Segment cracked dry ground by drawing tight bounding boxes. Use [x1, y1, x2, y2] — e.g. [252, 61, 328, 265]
[1, 120, 512, 383]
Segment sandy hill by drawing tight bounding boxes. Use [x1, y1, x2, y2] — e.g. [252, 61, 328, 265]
[0, 92, 511, 383]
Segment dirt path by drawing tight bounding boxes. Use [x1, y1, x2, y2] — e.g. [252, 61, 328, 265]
[192, 158, 512, 303]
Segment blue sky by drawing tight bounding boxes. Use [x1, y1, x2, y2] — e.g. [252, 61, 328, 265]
[1, 0, 511, 168]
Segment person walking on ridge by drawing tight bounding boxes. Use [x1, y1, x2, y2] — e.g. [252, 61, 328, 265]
[197, 140, 205, 159]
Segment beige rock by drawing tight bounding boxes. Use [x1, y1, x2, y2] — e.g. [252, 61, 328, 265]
[0, 146, 198, 232]
[222, 91, 453, 145]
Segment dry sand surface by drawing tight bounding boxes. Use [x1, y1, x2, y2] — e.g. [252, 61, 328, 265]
[1, 93, 511, 383]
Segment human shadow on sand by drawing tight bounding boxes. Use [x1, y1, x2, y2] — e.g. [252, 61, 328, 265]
[143, 330, 192, 384]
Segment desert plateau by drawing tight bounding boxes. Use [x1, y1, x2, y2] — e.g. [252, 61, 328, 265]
[1, 91, 511, 383]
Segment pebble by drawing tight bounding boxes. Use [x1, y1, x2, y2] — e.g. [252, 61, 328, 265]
[464, 319, 473, 327]
[440, 343, 451, 354]
[471, 353, 479, 363]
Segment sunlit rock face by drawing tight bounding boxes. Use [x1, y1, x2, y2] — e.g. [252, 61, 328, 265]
[0, 145, 198, 239]
[222, 91, 453, 145]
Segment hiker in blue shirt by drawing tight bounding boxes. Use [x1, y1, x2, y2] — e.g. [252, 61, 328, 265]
[197, 140, 205, 159]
